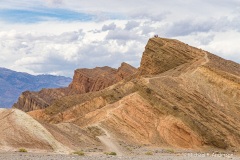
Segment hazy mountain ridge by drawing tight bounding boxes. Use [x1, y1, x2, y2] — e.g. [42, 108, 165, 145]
[0, 67, 72, 108]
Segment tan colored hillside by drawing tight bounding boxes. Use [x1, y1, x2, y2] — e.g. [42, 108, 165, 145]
[0, 108, 70, 153]
[0, 108, 107, 153]
[4, 37, 240, 153]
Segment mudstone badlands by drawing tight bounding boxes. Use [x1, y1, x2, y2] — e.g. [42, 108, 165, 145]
[0, 37, 240, 159]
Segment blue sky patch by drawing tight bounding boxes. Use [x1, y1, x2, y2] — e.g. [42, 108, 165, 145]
[0, 8, 94, 23]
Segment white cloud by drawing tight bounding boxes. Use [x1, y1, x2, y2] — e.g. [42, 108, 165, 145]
[125, 21, 140, 30]
[45, 0, 62, 5]
[0, 21, 147, 77]
[102, 23, 117, 31]
[0, 0, 240, 77]
[106, 29, 141, 41]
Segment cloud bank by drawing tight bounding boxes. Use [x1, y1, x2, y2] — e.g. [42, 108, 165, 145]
[0, 0, 239, 77]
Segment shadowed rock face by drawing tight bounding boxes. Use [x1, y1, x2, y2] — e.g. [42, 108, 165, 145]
[13, 63, 137, 112]
[6, 37, 240, 152]
[13, 88, 68, 112]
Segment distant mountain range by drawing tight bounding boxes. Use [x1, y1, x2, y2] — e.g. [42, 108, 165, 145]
[0, 67, 72, 108]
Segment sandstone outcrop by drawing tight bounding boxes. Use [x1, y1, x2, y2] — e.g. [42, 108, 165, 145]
[36, 37, 240, 150]
[7, 37, 240, 153]
[13, 63, 137, 112]
[12, 88, 67, 112]
[68, 62, 137, 93]
[139, 38, 204, 75]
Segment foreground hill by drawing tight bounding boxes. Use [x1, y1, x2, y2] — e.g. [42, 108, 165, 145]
[0, 108, 103, 153]
[0, 68, 72, 108]
[4, 37, 240, 154]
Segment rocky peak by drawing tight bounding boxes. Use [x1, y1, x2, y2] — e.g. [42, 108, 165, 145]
[14, 63, 137, 112]
[68, 66, 115, 93]
[139, 37, 204, 75]
[13, 88, 69, 112]
[68, 63, 137, 93]
[9, 37, 240, 152]
[116, 62, 138, 79]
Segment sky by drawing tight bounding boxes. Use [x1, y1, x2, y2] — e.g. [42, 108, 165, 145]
[0, 0, 240, 77]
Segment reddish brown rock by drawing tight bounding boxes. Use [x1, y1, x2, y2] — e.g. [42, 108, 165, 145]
[69, 62, 137, 93]
[9, 37, 240, 153]
[139, 38, 204, 75]
[13, 63, 137, 112]
[30, 37, 240, 151]
[13, 88, 68, 112]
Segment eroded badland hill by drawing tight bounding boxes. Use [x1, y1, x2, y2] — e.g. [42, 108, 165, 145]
[13, 62, 136, 112]
[1, 37, 240, 155]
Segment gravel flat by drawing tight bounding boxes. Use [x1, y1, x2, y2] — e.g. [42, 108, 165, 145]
[0, 152, 238, 160]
